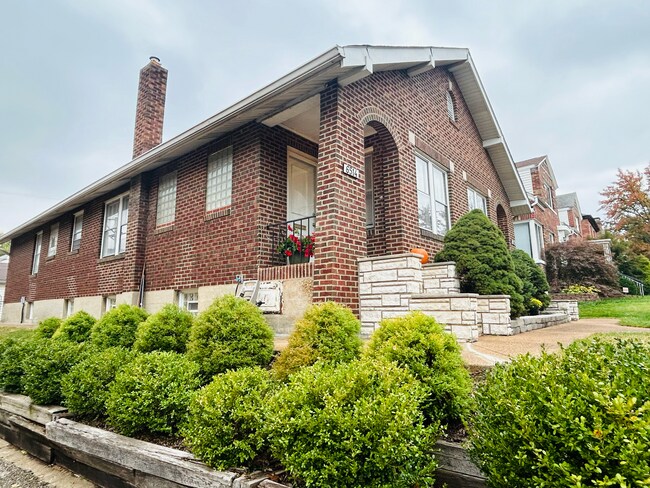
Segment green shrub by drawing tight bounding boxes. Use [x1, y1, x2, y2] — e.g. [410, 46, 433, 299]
[364, 312, 472, 424]
[133, 304, 193, 353]
[0, 337, 39, 393]
[620, 275, 641, 295]
[469, 338, 650, 487]
[106, 351, 201, 436]
[266, 358, 439, 488]
[434, 209, 525, 317]
[511, 249, 550, 315]
[22, 340, 90, 405]
[53, 311, 96, 343]
[183, 367, 276, 469]
[91, 304, 148, 350]
[272, 302, 361, 380]
[561, 284, 600, 294]
[187, 295, 274, 379]
[35, 317, 62, 339]
[61, 347, 136, 417]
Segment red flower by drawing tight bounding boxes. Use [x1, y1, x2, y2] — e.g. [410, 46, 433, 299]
[284, 249, 292, 257]
[287, 225, 293, 232]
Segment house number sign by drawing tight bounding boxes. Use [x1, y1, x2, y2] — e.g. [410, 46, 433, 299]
[343, 163, 360, 179]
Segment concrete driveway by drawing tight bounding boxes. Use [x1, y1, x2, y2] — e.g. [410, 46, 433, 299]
[462, 318, 649, 367]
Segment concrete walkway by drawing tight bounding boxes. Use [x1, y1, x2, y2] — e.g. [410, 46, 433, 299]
[462, 317, 649, 367]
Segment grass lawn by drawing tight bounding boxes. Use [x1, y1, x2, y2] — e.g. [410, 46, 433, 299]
[579, 295, 650, 328]
[0, 326, 35, 341]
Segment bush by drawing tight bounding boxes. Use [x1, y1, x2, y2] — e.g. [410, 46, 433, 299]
[22, 340, 90, 405]
[469, 338, 650, 487]
[266, 358, 439, 488]
[35, 317, 62, 339]
[435, 209, 525, 317]
[545, 240, 621, 296]
[561, 284, 599, 294]
[91, 304, 148, 350]
[0, 337, 39, 393]
[511, 249, 550, 315]
[183, 367, 276, 469]
[364, 312, 472, 424]
[620, 275, 642, 295]
[106, 351, 201, 436]
[187, 296, 274, 379]
[53, 311, 96, 343]
[133, 304, 193, 353]
[61, 347, 136, 417]
[272, 302, 361, 380]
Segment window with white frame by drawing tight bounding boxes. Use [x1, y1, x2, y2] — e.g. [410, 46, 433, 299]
[544, 184, 554, 208]
[534, 223, 544, 261]
[206, 147, 233, 211]
[365, 151, 374, 227]
[416, 154, 450, 235]
[47, 223, 59, 258]
[71, 211, 83, 251]
[446, 91, 456, 122]
[32, 232, 43, 274]
[156, 171, 177, 226]
[103, 295, 117, 314]
[467, 187, 487, 214]
[101, 194, 129, 258]
[178, 290, 199, 316]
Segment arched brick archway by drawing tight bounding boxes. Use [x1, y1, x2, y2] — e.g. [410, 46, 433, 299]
[496, 204, 511, 244]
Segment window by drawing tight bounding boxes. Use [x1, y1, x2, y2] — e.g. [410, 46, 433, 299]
[71, 212, 83, 251]
[47, 223, 59, 258]
[365, 151, 374, 227]
[514, 222, 532, 257]
[103, 295, 117, 314]
[178, 290, 199, 316]
[467, 187, 487, 213]
[64, 298, 74, 318]
[446, 91, 456, 122]
[101, 194, 129, 258]
[534, 223, 544, 261]
[549, 232, 555, 244]
[544, 184, 554, 209]
[206, 147, 233, 211]
[416, 155, 449, 235]
[32, 231, 43, 274]
[156, 171, 177, 226]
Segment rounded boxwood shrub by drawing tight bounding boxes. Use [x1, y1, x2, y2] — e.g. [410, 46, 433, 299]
[511, 249, 550, 315]
[0, 336, 39, 393]
[91, 304, 148, 350]
[22, 339, 90, 405]
[364, 312, 472, 424]
[53, 311, 96, 343]
[133, 304, 193, 353]
[435, 209, 525, 317]
[272, 302, 361, 380]
[106, 351, 201, 436]
[183, 367, 276, 469]
[187, 295, 274, 379]
[265, 358, 439, 488]
[35, 317, 62, 339]
[61, 347, 136, 417]
[469, 338, 650, 487]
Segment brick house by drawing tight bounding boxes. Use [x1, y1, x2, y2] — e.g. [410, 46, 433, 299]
[0, 45, 530, 332]
[513, 155, 560, 263]
[556, 192, 584, 242]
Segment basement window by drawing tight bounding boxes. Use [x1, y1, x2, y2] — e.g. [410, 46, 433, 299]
[178, 290, 199, 316]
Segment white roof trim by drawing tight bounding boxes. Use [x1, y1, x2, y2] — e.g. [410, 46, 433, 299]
[1, 44, 530, 242]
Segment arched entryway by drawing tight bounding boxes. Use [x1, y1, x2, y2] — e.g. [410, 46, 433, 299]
[496, 204, 511, 244]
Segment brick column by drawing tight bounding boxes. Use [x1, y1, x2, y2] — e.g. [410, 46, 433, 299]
[313, 83, 366, 311]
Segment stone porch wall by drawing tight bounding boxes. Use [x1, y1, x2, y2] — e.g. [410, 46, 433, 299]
[546, 299, 580, 321]
[422, 262, 460, 295]
[477, 296, 512, 335]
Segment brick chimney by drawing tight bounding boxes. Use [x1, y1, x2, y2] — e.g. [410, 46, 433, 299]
[132, 56, 168, 159]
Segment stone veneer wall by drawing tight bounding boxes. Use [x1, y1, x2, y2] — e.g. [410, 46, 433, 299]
[422, 262, 460, 295]
[546, 300, 580, 321]
[477, 296, 512, 335]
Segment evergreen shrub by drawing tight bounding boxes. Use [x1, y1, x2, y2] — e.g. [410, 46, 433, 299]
[183, 367, 276, 470]
[266, 358, 439, 488]
[133, 304, 193, 353]
[35, 317, 62, 339]
[272, 302, 361, 380]
[363, 312, 472, 424]
[0, 336, 39, 393]
[62, 347, 136, 417]
[53, 311, 96, 343]
[511, 249, 550, 315]
[434, 209, 525, 317]
[187, 295, 273, 380]
[91, 304, 148, 350]
[470, 338, 650, 487]
[106, 351, 200, 436]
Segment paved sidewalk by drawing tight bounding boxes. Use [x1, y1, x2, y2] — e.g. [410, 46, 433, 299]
[461, 318, 649, 367]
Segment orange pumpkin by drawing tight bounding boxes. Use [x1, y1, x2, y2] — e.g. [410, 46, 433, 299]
[410, 248, 429, 264]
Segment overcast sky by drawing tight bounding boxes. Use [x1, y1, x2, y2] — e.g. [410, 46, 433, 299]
[1, 0, 648, 235]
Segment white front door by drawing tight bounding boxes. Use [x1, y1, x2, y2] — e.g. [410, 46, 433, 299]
[287, 152, 316, 223]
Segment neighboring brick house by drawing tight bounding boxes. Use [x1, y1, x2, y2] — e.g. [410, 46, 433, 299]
[0, 256, 7, 321]
[0, 45, 530, 331]
[513, 155, 560, 263]
[556, 192, 583, 242]
[581, 214, 601, 239]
